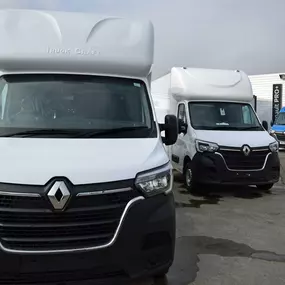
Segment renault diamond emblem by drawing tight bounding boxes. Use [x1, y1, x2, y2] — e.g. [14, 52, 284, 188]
[47, 181, 70, 210]
[242, 145, 251, 156]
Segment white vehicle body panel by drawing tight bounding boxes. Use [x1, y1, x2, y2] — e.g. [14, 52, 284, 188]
[0, 138, 167, 185]
[0, 9, 168, 187]
[152, 67, 276, 173]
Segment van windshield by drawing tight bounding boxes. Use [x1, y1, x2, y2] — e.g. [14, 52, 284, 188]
[188, 102, 263, 131]
[274, 113, 285, 125]
[0, 74, 156, 138]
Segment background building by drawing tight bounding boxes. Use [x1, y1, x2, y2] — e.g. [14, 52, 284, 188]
[249, 73, 285, 125]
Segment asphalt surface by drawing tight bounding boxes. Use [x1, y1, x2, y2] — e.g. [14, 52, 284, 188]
[134, 155, 285, 285]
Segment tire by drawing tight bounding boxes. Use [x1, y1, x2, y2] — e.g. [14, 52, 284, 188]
[183, 161, 198, 192]
[256, 183, 274, 191]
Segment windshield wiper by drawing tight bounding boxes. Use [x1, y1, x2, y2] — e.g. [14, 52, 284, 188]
[0, 126, 150, 138]
[76, 126, 150, 138]
[236, 126, 263, 130]
[1, 129, 83, 137]
[195, 125, 263, 131]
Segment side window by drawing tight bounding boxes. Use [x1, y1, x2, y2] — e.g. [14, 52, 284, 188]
[177, 103, 187, 124]
[242, 105, 253, 124]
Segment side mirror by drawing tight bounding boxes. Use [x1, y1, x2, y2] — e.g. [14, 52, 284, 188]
[160, 115, 178, 146]
[262, 120, 268, 131]
[178, 119, 188, 134]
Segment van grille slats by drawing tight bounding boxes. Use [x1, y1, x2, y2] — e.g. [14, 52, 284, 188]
[1, 223, 117, 238]
[0, 195, 46, 209]
[276, 133, 285, 141]
[0, 206, 124, 223]
[0, 182, 139, 251]
[218, 148, 269, 170]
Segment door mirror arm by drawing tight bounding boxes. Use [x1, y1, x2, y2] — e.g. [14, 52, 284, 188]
[178, 119, 188, 134]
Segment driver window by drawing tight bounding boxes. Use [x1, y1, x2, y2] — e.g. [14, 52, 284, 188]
[177, 103, 186, 124]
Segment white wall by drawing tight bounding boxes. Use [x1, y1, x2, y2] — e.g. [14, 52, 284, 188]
[249, 73, 285, 124]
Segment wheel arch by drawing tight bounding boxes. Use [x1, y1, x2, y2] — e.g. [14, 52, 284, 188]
[183, 155, 191, 174]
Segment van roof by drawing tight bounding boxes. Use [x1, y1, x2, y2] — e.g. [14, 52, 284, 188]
[0, 9, 154, 78]
[170, 67, 253, 103]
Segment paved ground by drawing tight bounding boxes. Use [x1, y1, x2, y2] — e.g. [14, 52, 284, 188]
[135, 152, 285, 285]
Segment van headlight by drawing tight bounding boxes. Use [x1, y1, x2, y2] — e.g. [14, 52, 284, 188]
[196, 140, 219, 153]
[135, 162, 173, 197]
[269, 141, 279, 152]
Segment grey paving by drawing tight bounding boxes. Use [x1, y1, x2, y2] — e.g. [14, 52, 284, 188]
[135, 153, 285, 285]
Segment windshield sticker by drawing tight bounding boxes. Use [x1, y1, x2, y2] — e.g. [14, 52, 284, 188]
[220, 108, 226, 116]
[216, 122, 229, 125]
[133, 83, 141, 87]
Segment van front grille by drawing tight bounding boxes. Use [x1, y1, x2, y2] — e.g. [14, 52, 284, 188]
[218, 147, 270, 170]
[0, 180, 140, 252]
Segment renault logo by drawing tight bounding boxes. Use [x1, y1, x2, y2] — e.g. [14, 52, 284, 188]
[242, 145, 251, 156]
[47, 181, 70, 210]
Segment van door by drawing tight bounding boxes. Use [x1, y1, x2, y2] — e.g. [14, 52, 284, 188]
[171, 102, 187, 173]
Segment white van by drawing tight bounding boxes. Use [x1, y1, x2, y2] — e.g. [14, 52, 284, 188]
[152, 67, 280, 191]
[0, 9, 178, 283]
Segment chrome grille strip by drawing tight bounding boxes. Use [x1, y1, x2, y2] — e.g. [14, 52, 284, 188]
[0, 191, 41, 198]
[0, 187, 133, 198]
[216, 152, 271, 172]
[219, 147, 269, 152]
[76, 187, 133, 197]
[0, 196, 144, 254]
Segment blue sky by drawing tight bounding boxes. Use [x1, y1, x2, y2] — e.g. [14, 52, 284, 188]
[0, 0, 284, 79]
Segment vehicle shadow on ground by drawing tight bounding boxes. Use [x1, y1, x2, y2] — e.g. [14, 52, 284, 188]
[143, 235, 285, 285]
[163, 235, 285, 284]
[173, 172, 273, 208]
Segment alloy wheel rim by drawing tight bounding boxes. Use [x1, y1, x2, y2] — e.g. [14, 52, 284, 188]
[186, 168, 192, 186]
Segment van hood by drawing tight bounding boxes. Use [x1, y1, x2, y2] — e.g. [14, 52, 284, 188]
[194, 130, 275, 148]
[0, 138, 168, 185]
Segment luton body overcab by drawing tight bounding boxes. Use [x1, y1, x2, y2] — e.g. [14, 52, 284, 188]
[152, 67, 280, 192]
[0, 9, 178, 283]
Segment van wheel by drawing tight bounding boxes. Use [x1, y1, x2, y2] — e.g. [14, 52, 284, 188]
[256, 183, 274, 191]
[184, 161, 196, 192]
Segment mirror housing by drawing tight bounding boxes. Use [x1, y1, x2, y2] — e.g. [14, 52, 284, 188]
[178, 119, 188, 134]
[262, 120, 268, 131]
[160, 115, 178, 146]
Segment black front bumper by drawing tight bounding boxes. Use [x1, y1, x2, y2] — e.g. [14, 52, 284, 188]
[0, 193, 176, 284]
[191, 151, 280, 185]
